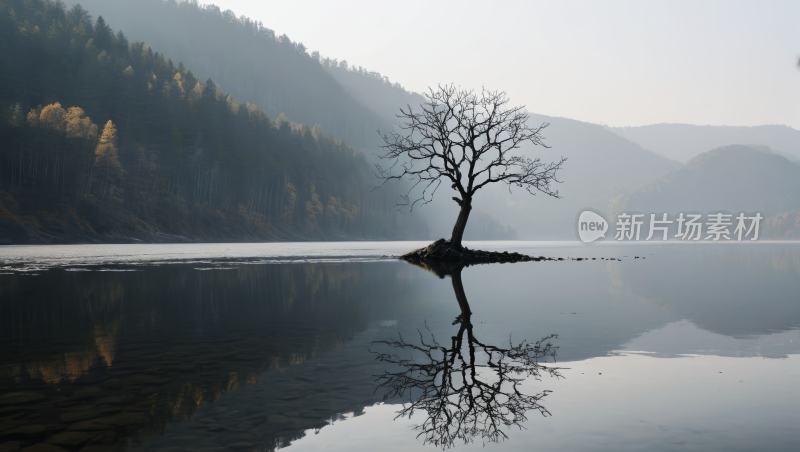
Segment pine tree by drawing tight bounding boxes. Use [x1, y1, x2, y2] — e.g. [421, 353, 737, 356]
[93, 16, 113, 50]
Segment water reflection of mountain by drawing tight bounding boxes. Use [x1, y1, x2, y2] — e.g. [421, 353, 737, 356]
[616, 244, 800, 337]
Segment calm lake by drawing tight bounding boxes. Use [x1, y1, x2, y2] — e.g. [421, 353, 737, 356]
[1, 241, 799, 451]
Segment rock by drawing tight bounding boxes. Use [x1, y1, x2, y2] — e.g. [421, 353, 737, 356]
[45, 432, 95, 446]
[0, 394, 46, 405]
[226, 443, 254, 451]
[400, 239, 546, 267]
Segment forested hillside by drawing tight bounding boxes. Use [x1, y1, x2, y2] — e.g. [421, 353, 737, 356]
[0, 0, 426, 243]
[66, 0, 426, 151]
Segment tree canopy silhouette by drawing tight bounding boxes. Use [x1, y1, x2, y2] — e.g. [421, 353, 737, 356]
[377, 85, 567, 250]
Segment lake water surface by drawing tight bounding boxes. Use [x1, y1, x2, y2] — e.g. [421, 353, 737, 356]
[1, 242, 798, 451]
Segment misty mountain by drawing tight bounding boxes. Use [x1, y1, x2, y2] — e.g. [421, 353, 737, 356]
[609, 123, 800, 163]
[611, 145, 800, 219]
[9, 2, 793, 243]
[423, 115, 683, 240]
[49, 1, 692, 243]
[66, 0, 425, 152]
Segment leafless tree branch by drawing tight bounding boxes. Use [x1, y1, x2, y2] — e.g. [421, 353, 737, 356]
[376, 84, 566, 213]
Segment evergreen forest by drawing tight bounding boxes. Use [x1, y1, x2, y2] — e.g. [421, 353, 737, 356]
[0, 0, 424, 243]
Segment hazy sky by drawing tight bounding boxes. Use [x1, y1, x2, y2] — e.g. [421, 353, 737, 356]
[212, 0, 799, 128]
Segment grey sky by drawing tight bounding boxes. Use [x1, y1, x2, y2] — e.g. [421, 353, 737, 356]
[212, 0, 798, 128]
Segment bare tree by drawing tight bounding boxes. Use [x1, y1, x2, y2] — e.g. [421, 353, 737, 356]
[377, 85, 566, 250]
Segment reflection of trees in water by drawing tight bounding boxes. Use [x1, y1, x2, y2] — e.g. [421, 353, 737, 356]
[373, 262, 563, 448]
[0, 263, 418, 451]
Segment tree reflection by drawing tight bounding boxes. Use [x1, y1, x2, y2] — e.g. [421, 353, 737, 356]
[372, 261, 563, 448]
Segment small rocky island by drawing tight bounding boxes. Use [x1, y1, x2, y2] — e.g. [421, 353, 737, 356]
[400, 239, 555, 266]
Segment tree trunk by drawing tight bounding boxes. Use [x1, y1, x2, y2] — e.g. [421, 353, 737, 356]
[451, 268, 472, 318]
[449, 200, 472, 249]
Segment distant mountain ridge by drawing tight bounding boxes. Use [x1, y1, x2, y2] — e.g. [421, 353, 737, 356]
[607, 145, 800, 239]
[609, 123, 800, 163]
[614, 145, 800, 216]
[428, 114, 684, 240]
[6, 1, 798, 242]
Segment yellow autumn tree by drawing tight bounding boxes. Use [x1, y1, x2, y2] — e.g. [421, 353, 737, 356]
[25, 103, 98, 141]
[94, 120, 124, 202]
[26, 105, 43, 127]
[65, 107, 98, 141]
[38, 103, 67, 133]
